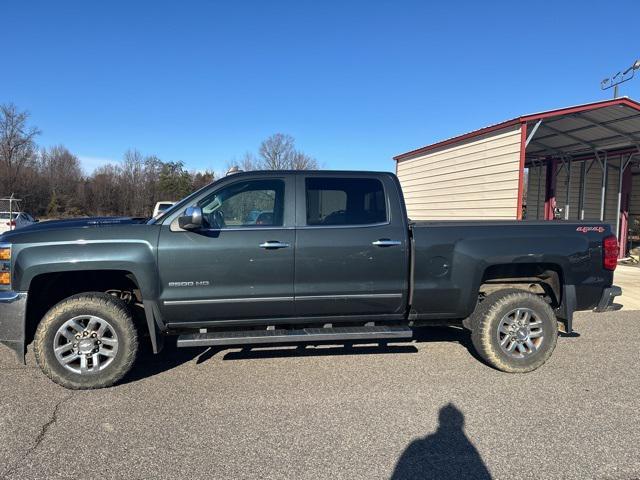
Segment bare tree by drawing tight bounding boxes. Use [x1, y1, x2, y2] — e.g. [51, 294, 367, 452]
[0, 104, 41, 194]
[259, 133, 296, 170]
[289, 150, 318, 170]
[39, 145, 83, 214]
[225, 152, 260, 173]
[88, 164, 122, 216]
[191, 170, 215, 190]
[121, 149, 147, 216]
[232, 133, 318, 171]
[240, 152, 260, 171]
[40, 146, 82, 194]
[2, 104, 322, 218]
[142, 155, 164, 209]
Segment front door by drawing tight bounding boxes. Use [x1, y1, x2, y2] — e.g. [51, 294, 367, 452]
[294, 174, 409, 317]
[157, 175, 295, 324]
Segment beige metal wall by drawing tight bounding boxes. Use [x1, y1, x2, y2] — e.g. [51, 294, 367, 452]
[526, 164, 547, 219]
[396, 125, 522, 220]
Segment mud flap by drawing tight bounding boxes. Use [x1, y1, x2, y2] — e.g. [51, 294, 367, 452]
[556, 284, 576, 334]
[143, 300, 165, 354]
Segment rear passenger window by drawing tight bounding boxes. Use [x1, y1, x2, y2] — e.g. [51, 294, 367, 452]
[305, 178, 387, 226]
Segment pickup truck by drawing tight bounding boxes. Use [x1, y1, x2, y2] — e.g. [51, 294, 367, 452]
[0, 170, 622, 389]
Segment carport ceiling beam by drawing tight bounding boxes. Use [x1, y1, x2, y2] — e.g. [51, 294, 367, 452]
[575, 112, 640, 145]
[525, 120, 542, 148]
[540, 124, 598, 150]
[529, 140, 567, 158]
[536, 111, 640, 138]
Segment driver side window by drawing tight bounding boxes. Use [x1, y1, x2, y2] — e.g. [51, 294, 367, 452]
[197, 179, 285, 229]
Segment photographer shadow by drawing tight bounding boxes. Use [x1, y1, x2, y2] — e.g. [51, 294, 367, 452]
[391, 404, 491, 480]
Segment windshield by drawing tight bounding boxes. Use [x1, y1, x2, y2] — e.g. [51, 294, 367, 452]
[0, 212, 19, 220]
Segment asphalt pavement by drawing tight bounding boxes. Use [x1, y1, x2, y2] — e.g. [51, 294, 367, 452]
[1, 310, 639, 480]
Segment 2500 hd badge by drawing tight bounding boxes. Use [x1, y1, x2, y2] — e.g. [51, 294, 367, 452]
[168, 281, 211, 287]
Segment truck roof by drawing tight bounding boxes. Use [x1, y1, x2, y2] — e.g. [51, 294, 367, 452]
[224, 169, 395, 177]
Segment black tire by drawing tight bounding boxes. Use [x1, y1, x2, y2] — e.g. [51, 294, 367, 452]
[471, 291, 558, 373]
[34, 293, 138, 389]
[462, 289, 524, 331]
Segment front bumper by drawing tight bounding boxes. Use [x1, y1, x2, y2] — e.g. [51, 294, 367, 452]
[594, 285, 622, 313]
[0, 291, 28, 363]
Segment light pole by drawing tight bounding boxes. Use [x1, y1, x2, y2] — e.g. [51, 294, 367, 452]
[601, 59, 640, 98]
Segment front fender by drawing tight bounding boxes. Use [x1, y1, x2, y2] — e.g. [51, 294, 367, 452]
[13, 239, 159, 300]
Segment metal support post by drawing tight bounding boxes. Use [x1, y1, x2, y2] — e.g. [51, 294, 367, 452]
[578, 160, 586, 220]
[595, 152, 608, 221]
[536, 162, 542, 220]
[615, 155, 625, 241]
[565, 158, 572, 219]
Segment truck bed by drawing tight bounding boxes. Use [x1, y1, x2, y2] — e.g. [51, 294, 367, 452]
[409, 220, 614, 320]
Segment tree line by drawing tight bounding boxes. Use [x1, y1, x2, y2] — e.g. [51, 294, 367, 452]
[0, 103, 317, 218]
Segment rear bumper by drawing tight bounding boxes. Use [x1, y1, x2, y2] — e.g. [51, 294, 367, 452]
[0, 291, 28, 363]
[594, 286, 622, 313]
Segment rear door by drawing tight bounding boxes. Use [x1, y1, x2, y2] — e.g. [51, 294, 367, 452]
[294, 173, 409, 317]
[157, 174, 295, 324]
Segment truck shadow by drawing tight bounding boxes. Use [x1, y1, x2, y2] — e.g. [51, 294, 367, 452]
[123, 326, 480, 384]
[391, 403, 492, 480]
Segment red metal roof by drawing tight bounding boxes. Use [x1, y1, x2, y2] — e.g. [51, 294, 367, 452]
[393, 97, 640, 161]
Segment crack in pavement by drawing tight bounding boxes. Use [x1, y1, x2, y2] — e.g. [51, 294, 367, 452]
[0, 393, 74, 480]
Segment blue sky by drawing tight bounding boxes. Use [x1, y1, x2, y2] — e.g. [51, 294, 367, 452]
[3, 0, 640, 174]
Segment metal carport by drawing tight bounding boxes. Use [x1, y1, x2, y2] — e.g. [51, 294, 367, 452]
[523, 98, 640, 257]
[394, 97, 640, 258]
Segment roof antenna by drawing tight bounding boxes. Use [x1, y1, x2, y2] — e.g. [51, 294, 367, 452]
[226, 166, 243, 176]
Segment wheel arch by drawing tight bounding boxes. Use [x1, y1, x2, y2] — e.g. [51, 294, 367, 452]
[479, 262, 564, 308]
[24, 269, 162, 352]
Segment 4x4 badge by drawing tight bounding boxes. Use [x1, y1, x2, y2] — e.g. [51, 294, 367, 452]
[576, 226, 605, 233]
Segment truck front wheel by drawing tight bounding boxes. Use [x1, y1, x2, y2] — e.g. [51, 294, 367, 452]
[34, 293, 138, 389]
[471, 291, 558, 373]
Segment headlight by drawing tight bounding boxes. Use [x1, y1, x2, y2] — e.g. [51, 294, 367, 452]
[0, 245, 11, 286]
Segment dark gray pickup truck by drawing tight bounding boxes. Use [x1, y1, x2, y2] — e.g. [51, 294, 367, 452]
[0, 170, 621, 389]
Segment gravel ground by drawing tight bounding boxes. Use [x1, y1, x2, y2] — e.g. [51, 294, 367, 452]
[1, 310, 639, 480]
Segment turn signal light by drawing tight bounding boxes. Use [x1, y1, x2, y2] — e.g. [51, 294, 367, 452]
[603, 235, 619, 271]
[0, 271, 10, 286]
[0, 248, 10, 261]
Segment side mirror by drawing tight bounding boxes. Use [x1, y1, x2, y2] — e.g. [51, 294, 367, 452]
[178, 206, 203, 230]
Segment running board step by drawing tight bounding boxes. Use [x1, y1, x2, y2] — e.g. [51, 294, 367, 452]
[176, 326, 413, 348]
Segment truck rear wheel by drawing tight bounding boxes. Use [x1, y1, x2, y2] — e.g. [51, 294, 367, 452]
[34, 293, 138, 389]
[471, 291, 558, 373]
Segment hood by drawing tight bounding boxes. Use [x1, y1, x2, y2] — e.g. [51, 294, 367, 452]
[0, 216, 149, 241]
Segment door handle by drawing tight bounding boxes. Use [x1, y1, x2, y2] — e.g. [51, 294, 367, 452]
[372, 239, 402, 247]
[259, 241, 290, 249]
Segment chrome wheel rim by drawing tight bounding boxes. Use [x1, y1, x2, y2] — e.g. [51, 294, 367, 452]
[496, 308, 544, 359]
[53, 315, 119, 374]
